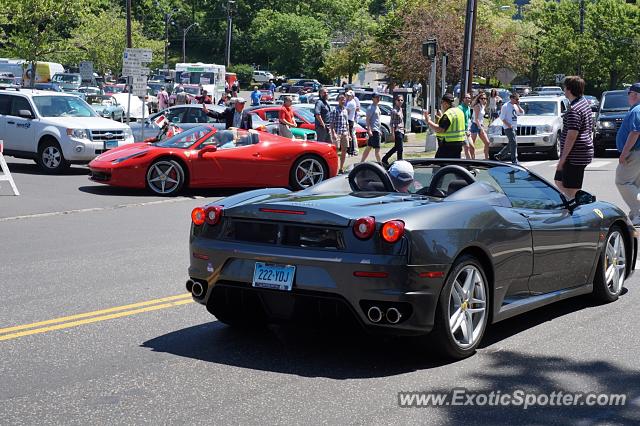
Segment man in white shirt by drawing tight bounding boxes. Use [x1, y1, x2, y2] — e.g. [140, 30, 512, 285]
[495, 93, 524, 163]
[345, 91, 359, 156]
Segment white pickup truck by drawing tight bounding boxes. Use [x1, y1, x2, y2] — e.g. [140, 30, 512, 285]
[0, 88, 134, 173]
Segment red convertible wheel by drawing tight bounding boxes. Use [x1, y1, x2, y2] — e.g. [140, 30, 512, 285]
[146, 159, 185, 196]
[290, 155, 327, 190]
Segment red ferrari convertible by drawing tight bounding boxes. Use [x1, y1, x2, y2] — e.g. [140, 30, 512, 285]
[88, 125, 339, 196]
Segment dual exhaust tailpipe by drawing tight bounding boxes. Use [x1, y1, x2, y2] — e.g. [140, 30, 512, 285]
[186, 279, 206, 298]
[367, 306, 402, 324]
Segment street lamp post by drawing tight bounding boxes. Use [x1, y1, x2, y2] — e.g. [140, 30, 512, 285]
[225, 0, 236, 68]
[164, 12, 176, 70]
[183, 23, 198, 63]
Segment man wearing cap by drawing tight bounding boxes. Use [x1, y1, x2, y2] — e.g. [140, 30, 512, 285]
[388, 160, 414, 193]
[615, 82, 640, 225]
[202, 97, 253, 130]
[361, 93, 382, 163]
[426, 93, 467, 158]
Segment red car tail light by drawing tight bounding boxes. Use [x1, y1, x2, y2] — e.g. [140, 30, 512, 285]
[191, 207, 205, 226]
[204, 205, 223, 225]
[381, 220, 405, 243]
[353, 217, 375, 240]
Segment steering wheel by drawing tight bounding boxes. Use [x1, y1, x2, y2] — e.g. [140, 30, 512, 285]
[419, 165, 476, 197]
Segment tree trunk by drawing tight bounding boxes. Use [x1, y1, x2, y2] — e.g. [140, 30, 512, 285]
[609, 69, 619, 91]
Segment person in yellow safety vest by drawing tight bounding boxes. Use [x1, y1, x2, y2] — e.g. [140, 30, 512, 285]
[425, 93, 467, 158]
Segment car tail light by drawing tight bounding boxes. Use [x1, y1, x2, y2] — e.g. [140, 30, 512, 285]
[204, 205, 223, 225]
[191, 207, 205, 226]
[381, 220, 405, 243]
[353, 217, 375, 240]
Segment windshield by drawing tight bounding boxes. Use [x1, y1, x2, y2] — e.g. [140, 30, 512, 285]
[52, 74, 81, 83]
[155, 126, 212, 148]
[184, 86, 200, 95]
[104, 85, 125, 94]
[601, 92, 629, 111]
[86, 95, 114, 106]
[519, 101, 557, 116]
[32, 96, 97, 117]
[293, 106, 315, 123]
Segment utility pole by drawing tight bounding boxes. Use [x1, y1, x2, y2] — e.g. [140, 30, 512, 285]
[460, 0, 477, 100]
[225, 0, 235, 68]
[126, 0, 132, 48]
[578, 0, 585, 75]
[164, 13, 169, 69]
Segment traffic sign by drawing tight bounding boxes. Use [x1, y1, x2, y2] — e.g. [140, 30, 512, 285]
[122, 66, 149, 77]
[124, 48, 152, 63]
[555, 74, 566, 84]
[496, 67, 517, 86]
[79, 61, 94, 81]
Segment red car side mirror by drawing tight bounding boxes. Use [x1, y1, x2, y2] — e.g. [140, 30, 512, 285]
[199, 145, 217, 155]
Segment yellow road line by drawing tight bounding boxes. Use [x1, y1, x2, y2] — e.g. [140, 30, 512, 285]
[0, 299, 194, 341]
[0, 293, 192, 335]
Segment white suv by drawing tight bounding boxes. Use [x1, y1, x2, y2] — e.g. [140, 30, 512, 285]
[252, 70, 274, 83]
[0, 88, 134, 173]
[487, 95, 568, 160]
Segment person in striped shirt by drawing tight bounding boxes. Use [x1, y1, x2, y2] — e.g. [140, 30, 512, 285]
[554, 76, 593, 199]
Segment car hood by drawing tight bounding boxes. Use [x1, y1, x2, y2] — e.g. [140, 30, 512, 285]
[91, 143, 154, 163]
[598, 111, 628, 120]
[490, 116, 558, 127]
[43, 116, 129, 130]
[222, 192, 429, 227]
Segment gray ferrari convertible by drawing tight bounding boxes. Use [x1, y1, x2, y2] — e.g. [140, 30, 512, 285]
[186, 160, 636, 359]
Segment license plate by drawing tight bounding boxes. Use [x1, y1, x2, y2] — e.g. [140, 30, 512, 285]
[105, 140, 118, 150]
[252, 262, 295, 291]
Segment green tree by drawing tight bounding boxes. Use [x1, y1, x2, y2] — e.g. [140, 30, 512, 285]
[249, 10, 329, 76]
[228, 63, 253, 88]
[61, 6, 164, 75]
[0, 0, 85, 84]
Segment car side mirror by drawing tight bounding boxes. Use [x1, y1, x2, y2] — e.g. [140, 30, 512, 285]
[199, 145, 217, 155]
[591, 105, 598, 113]
[574, 190, 596, 206]
[19, 110, 34, 119]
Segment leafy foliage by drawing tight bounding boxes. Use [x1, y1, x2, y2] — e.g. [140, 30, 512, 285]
[228, 63, 253, 88]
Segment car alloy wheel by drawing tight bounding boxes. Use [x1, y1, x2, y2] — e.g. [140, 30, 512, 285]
[42, 146, 62, 170]
[146, 160, 184, 195]
[427, 255, 490, 359]
[594, 227, 626, 302]
[290, 155, 327, 190]
[447, 265, 488, 349]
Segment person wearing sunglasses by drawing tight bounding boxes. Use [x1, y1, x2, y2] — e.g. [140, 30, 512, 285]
[615, 82, 640, 225]
[382, 96, 406, 165]
[470, 91, 491, 159]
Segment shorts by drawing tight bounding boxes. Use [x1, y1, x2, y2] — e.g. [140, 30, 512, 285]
[554, 162, 587, 189]
[367, 131, 381, 148]
[333, 132, 349, 149]
[470, 122, 481, 134]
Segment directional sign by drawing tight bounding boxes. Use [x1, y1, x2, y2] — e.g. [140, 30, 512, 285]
[122, 66, 150, 77]
[79, 61, 94, 81]
[124, 48, 152, 62]
[132, 75, 148, 96]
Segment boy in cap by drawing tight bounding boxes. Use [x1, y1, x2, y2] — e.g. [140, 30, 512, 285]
[388, 160, 414, 193]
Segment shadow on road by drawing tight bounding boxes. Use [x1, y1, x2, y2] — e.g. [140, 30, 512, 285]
[77, 185, 247, 199]
[6, 161, 89, 176]
[142, 295, 620, 381]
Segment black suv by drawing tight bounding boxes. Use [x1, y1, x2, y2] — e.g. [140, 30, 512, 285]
[594, 90, 629, 156]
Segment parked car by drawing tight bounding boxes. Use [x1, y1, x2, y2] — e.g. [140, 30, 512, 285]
[487, 95, 569, 159]
[51, 73, 83, 92]
[85, 95, 125, 122]
[275, 94, 300, 104]
[32, 82, 62, 92]
[533, 86, 564, 97]
[77, 86, 102, 96]
[248, 105, 368, 147]
[103, 84, 126, 95]
[594, 90, 629, 156]
[88, 125, 338, 195]
[185, 159, 636, 359]
[253, 70, 275, 83]
[259, 89, 274, 104]
[0, 88, 133, 173]
[111, 93, 149, 121]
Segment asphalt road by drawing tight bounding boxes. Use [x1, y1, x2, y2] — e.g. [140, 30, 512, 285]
[1, 153, 639, 424]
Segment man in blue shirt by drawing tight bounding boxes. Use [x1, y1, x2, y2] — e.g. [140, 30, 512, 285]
[615, 83, 640, 225]
[250, 86, 261, 106]
[269, 80, 277, 95]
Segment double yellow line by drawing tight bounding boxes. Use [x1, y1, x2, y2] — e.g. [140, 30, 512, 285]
[0, 293, 194, 342]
